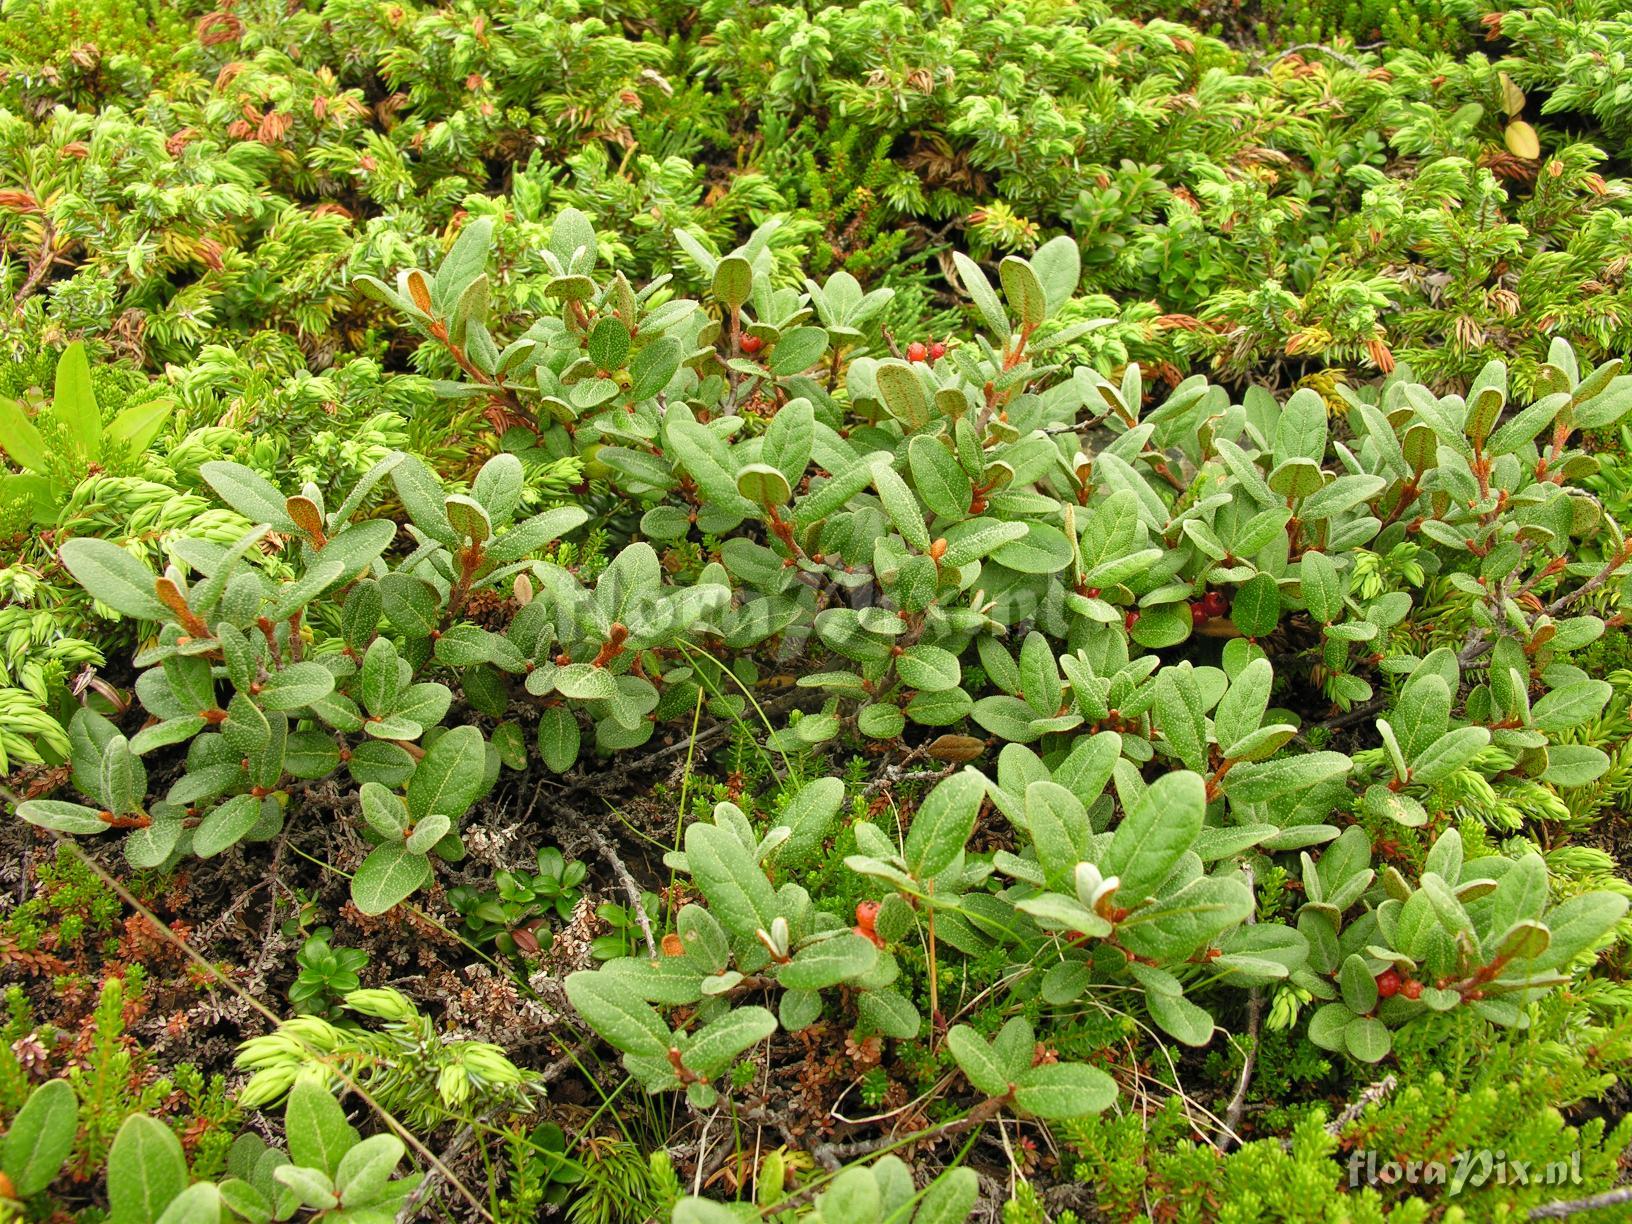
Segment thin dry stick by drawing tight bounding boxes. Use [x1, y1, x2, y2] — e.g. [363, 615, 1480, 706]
[1324, 1075, 1397, 1139]
[396, 1117, 483, 1223]
[1219, 865, 1262, 1151]
[12, 218, 61, 308]
[576, 819, 659, 959]
[52, 840, 496, 1223]
[1528, 1186, 1632, 1219]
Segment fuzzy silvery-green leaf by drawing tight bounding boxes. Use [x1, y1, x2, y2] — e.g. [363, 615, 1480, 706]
[952, 251, 1010, 339]
[257, 663, 336, 712]
[58, 539, 169, 621]
[712, 255, 752, 308]
[903, 769, 985, 880]
[1026, 780, 1089, 887]
[107, 1114, 188, 1224]
[405, 725, 486, 821]
[444, 494, 491, 545]
[1542, 744, 1611, 786]
[1222, 752, 1351, 803]
[939, 519, 1029, 567]
[1339, 953, 1378, 1014]
[680, 1006, 776, 1080]
[999, 255, 1048, 328]
[665, 421, 753, 516]
[1229, 573, 1280, 638]
[761, 397, 814, 484]
[485, 506, 590, 565]
[945, 1025, 1011, 1097]
[404, 813, 450, 854]
[2, 1079, 77, 1198]
[192, 794, 262, 859]
[991, 522, 1074, 574]
[99, 735, 144, 816]
[351, 844, 432, 915]
[1030, 234, 1082, 315]
[1410, 726, 1489, 784]
[776, 931, 879, 990]
[1344, 1017, 1392, 1063]
[1016, 892, 1113, 936]
[602, 957, 705, 1006]
[536, 707, 580, 773]
[1102, 770, 1204, 902]
[378, 574, 439, 638]
[472, 453, 524, 522]
[359, 637, 402, 718]
[334, 1133, 405, 1208]
[686, 821, 780, 941]
[1215, 657, 1272, 753]
[1155, 665, 1207, 773]
[285, 1076, 358, 1180]
[1011, 1062, 1117, 1118]
[153, 1181, 221, 1224]
[1307, 1002, 1353, 1051]
[736, 463, 793, 508]
[1534, 892, 1628, 970]
[870, 459, 931, 552]
[908, 435, 972, 521]
[769, 327, 828, 376]
[359, 782, 408, 839]
[565, 971, 670, 1059]
[672, 1200, 741, 1224]
[272, 1166, 336, 1212]
[263, 559, 345, 623]
[775, 776, 845, 868]
[1299, 550, 1342, 623]
[200, 461, 296, 532]
[1143, 984, 1215, 1046]
[856, 989, 920, 1040]
[1119, 874, 1252, 961]
[896, 644, 961, 693]
[1530, 679, 1612, 731]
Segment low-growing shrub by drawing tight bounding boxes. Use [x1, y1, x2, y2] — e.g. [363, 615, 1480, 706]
[13, 215, 1632, 1215]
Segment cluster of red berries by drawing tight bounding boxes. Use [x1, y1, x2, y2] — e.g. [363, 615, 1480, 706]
[906, 340, 948, 363]
[1190, 590, 1231, 625]
[1375, 968, 1423, 1000]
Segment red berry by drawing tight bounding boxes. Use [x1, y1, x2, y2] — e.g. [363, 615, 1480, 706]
[1401, 979, 1423, 1001]
[1202, 591, 1230, 618]
[855, 900, 881, 929]
[906, 341, 929, 362]
[928, 341, 947, 361]
[1191, 602, 1209, 626]
[740, 334, 763, 355]
[1124, 610, 1140, 631]
[1376, 968, 1402, 999]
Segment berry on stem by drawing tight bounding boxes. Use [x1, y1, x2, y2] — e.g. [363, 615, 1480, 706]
[1376, 968, 1402, 999]
[854, 900, 885, 948]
